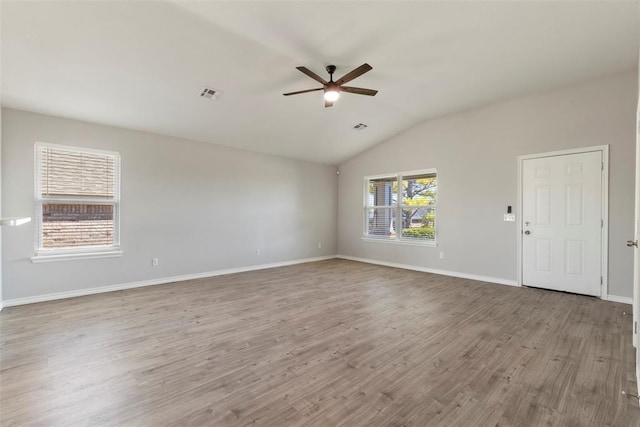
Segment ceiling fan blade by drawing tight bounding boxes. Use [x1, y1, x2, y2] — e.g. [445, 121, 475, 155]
[335, 63, 373, 85]
[296, 66, 328, 84]
[340, 86, 378, 96]
[283, 87, 323, 96]
[325, 99, 334, 108]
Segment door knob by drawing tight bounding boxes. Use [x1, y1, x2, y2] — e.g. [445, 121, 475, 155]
[626, 240, 638, 247]
[524, 230, 531, 235]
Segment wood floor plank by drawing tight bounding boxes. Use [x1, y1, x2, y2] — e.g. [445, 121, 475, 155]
[1, 259, 638, 426]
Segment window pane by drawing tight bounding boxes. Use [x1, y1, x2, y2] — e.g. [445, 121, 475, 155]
[401, 207, 435, 240]
[402, 174, 436, 206]
[367, 177, 397, 207]
[41, 203, 114, 248]
[366, 207, 397, 238]
[40, 147, 116, 198]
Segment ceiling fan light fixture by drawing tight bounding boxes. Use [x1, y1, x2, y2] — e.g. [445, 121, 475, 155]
[324, 89, 340, 102]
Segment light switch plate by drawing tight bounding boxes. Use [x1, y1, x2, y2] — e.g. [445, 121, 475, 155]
[504, 214, 516, 222]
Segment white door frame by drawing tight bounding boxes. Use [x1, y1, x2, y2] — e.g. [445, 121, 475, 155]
[517, 145, 609, 299]
[633, 69, 640, 387]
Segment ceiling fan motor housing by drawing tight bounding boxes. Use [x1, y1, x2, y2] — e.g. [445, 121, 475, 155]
[325, 82, 340, 92]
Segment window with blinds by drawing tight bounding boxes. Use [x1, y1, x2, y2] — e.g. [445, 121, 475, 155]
[364, 169, 437, 244]
[35, 143, 120, 253]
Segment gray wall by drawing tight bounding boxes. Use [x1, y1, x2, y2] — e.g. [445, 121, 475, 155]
[0, 106, 3, 306]
[2, 108, 338, 300]
[338, 71, 637, 299]
[2, 72, 636, 302]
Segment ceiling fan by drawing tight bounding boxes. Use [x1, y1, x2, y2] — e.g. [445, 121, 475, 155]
[283, 63, 378, 108]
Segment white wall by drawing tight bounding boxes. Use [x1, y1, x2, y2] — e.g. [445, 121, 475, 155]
[0, 104, 3, 309]
[1, 108, 338, 301]
[338, 71, 637, 299]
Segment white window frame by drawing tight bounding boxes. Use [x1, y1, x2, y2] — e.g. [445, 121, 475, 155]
[31, 142, 123, 263]
[363, 168, 437, 247]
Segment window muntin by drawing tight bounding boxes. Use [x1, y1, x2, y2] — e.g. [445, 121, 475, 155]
[366, 176, 397, 237]
[364, 170, 437, 243]
[35, 143, 120, 254]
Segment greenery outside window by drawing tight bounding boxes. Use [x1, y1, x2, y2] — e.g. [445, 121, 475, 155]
[364, 170, 437, 244]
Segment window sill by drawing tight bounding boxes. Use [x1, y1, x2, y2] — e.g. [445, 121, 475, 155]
[362, 237, 437, 247]
[31, 250, 123, 263]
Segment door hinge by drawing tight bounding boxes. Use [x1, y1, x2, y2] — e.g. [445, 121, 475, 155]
[635, 321, 637, 335]
[601, 162, 604, 171]
[601, 219, 603, 228]
[600, 276, 603, 285]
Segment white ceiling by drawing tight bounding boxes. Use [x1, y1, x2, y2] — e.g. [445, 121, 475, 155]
[2, 1, 638, 165]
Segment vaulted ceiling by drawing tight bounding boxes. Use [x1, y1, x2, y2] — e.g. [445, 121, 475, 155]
[2, 1, 638, 165]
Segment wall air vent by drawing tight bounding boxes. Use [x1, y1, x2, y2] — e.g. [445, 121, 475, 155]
[199, 86, 222, 100]
[353, 123, 368, 131]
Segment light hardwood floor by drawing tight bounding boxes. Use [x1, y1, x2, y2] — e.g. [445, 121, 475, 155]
[1, 259, 639, 426]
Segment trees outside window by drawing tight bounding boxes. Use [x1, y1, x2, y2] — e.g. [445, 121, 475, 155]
[364, 170, 437, 244]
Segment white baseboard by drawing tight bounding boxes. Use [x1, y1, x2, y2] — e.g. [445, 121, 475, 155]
[1, 255, 336, 308]
[2, 254, 632, 308]
[605, 294, 633, 305]
[339, 255, 636, 304]
[337, 254, 519, 287]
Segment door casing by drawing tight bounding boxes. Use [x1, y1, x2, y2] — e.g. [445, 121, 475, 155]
[517, 145, 609, 299]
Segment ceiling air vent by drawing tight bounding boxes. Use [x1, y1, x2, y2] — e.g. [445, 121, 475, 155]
[199, 86, 222, 100]
[353, 123, 368, 131]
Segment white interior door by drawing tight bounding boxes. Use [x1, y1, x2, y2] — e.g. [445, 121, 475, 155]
[521, 151, 603, 296]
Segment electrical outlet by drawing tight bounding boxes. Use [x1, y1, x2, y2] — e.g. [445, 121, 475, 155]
[256, 248, 260, 256]
[439, 252, 445, 259]
[318, 241, 322, 249]
[152, 257, 159, 267]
